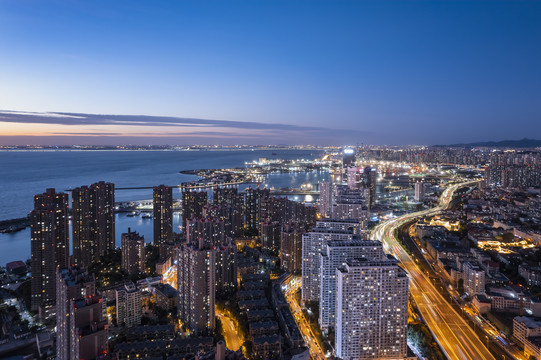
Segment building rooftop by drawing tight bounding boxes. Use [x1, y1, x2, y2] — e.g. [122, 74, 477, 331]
[252, 334, 281, 345]
[126, 324, 175, 336]
[154, 283, 177, 298]
[515, 316, 541, 329]
[6, 261, 26, 271]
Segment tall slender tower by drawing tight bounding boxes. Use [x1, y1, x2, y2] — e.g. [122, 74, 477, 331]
[280, 222, 304, 273]
[318, 181, 332, 218]
[177, 239, 216, 335]
[363, 166, 377, 207]
[72, 181, 115, 268]
[31, 188, 69, 312]
[56, 267, 96, 360]
[244, 187, 269, 232]
[153, 185, 173, 248]
[259, 220, 281, 254]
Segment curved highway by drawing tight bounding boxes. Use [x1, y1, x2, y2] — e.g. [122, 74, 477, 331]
[372, 181, 496, 360]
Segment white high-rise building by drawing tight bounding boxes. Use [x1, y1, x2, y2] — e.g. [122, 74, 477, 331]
[347, 167, 361, 189]
[336, 256, 409, 360]
[331, 202, 369, 225]
[115, 282, 142, 328]
[302, 224, 353, 302]
[319, 240, 384, 330]
[414, 182, 425, 202]
[331, 185, 369, 226]
[463, 261, 486, 295]
[316, 218, 364, 235]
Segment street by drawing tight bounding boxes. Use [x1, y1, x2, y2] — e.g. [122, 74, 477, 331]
[283, 280, 326, 360]
[216, 310, 243, 351]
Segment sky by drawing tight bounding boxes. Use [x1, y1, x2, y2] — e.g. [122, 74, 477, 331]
[0, 0, 540, 145]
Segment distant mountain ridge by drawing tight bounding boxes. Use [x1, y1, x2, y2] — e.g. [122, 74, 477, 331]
[434, 138, 541, 148]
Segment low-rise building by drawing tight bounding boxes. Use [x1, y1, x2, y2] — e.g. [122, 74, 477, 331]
[513, 316, 541, 347]
[154, 283, 178, 311]
[125, 324, 175, 341]
[156, 256, 172, 276]
[252, 334, 281, 360]
[520, 264, 541, 287]
[472, 294, 491, 314]
[463, 261, 486, 295]
[249, 320, 279, 337]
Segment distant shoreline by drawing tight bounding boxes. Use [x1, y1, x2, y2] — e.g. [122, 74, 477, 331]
[0, 147, 327, 152]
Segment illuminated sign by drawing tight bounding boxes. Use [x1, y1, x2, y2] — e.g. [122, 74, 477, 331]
[343, 148, 354, 155]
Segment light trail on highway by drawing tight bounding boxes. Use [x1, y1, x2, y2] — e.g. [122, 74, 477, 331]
[216, 310, 243, 351]
[372, 181, 497, 360]
[283, 280, 326, 360]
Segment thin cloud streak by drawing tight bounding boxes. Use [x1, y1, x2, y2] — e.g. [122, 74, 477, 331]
[0, 110, 338, 132]
[0, 110, 371, 145]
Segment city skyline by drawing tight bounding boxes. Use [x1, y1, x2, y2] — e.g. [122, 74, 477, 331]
[1, 1, 540, 145]
[2, 1, 541, 359]
[3, 143, 541, 359]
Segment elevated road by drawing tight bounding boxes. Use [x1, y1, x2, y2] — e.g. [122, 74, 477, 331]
[372, 181, 496, 360]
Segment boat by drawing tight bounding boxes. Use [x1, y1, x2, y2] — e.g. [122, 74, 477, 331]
[142, 213, 152, 219]
[126, 211, 140, 217]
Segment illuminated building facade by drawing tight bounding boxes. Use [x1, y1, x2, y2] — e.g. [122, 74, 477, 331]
[301, 224, 353, 302]
[186, 216, 226, 246]
[153, 184, 173, 251]
[280, 222, 304, 273]
[212, 187, 244, 237]
[215, 238, 237, 292]
[245, 187, 270, 233]
[72, 181, 115, 268]
[485, 164, 541, 188]
[116, 282, 142, 328]
[316, 218, 363, 236]
[70, 296, 108, 360]
[342, 148, 356, 168]
[319, 240, 384, 330]
[319, 181, 332, 217]
[121, 228, 146, 275]
[177, 241, 216, 334]
[31, 188, 69, 312]
[181, 189, 207, 231]
[259, 220, 281, 254]
[414, 181, 425, 202]
[335, 256, 408, 360]
[463, 261, 486, 295]
[363, 166, 377, 207]
[56, 267, 96, 360]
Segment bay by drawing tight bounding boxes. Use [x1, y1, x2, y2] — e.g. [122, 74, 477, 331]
[0, 149, 328, 265]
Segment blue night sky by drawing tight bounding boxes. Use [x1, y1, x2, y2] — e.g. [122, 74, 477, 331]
[0, 1, 540, 145]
